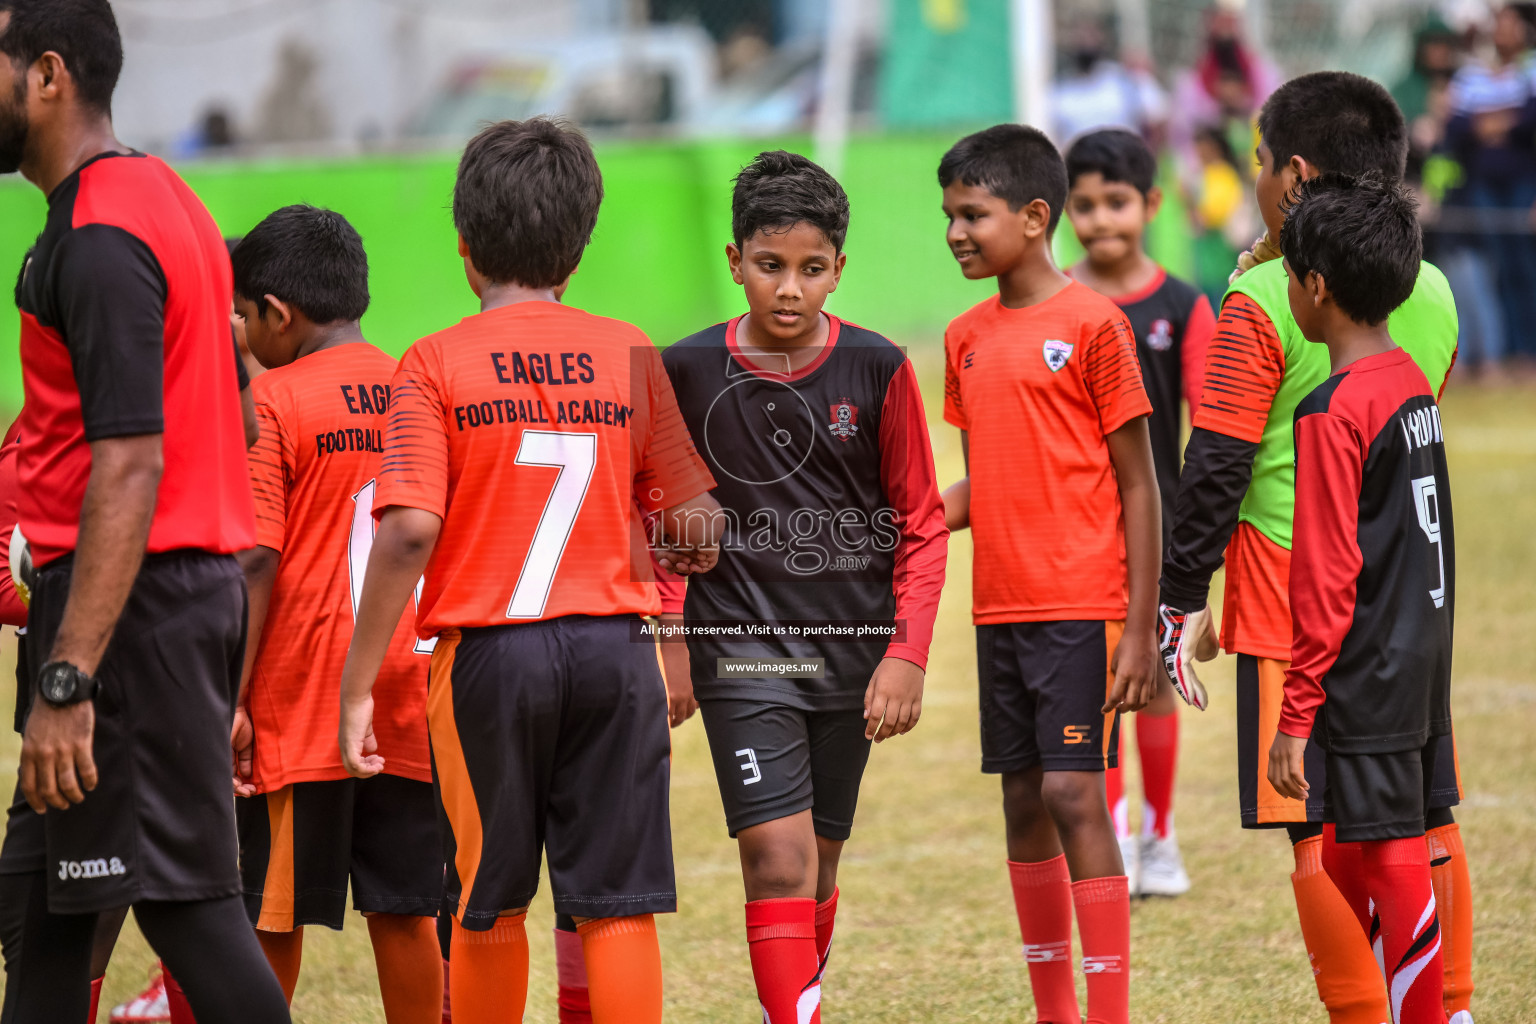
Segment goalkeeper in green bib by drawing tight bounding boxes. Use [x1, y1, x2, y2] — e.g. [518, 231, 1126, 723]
[1157, 72, 1476, 1024]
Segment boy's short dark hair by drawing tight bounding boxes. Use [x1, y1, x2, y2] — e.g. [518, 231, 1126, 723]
[0, 0, 122, 112]
[1065, 129, 1157, 196]
[453, 117, 602, 288]
[1279, 172, 1421, 326]
[938, 124, 1068, 235]
[732, 150, 850, 252]
[1258, 72, 1408, 180]
[232, 205, 370, 324]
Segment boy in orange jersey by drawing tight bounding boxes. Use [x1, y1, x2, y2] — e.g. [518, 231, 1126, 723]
[337, 118, 722, 1024]
[229, 206, 443, 1021]
[939, 124, 1162, 1024]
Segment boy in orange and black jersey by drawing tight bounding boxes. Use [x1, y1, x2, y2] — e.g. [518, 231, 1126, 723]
[337, 118, 721, 1024]
[939, 125, 1162, 1024]
[230, 206, 443, 1020]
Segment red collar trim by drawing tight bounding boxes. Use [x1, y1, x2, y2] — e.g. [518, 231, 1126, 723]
[725, 313, 841, 381]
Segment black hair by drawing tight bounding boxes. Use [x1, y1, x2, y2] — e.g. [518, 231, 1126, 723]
[1194, 124, 1240, 170]
[731, 150, 850, 252]
[0, 0, 122, 113]
[938, 124, 1068, 235]
[1257, 71, 1408, 180]
[1064, 128, 1157, 196]
[1279, 172, 1421, 326]
[453, 117, 602, 288]
[231, 205, 370, 324]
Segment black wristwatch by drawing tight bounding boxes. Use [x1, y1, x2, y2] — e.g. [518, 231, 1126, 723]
[36, 661, 97, 707]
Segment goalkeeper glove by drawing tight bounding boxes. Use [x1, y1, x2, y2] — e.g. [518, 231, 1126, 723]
[1157, 603, 1218, 710]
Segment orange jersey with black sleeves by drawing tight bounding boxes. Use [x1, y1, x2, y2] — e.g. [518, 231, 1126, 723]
[944, 283, 1153, 624]
[245, 342, 431, 791]
[375, 301, 715, 634]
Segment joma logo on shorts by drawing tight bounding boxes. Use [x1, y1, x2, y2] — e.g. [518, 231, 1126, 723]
[58, 858, 126, 881]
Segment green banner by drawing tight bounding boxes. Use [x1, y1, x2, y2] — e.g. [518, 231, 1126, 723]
[880, 0, 1013, 127]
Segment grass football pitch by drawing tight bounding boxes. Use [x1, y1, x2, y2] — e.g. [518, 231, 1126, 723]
[2, 358, 1531, 1023]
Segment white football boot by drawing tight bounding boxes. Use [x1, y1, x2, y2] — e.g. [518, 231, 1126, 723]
[1118, 833, 1141, 896]
[1137, 831, 1191, 896]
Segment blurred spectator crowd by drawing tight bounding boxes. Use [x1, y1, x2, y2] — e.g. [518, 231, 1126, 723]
[1052, 1, 1536, 381]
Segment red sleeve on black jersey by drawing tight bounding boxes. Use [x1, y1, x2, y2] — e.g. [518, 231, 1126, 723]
[1281, 410, 1366, 738]
[54, 224, 167, 440]
[1181, 294, 1216, 411]
[878, 359, 948, 669]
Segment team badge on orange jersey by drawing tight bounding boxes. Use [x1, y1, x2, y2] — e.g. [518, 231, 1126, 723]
[828, 399, 860, 441]
[1043, 340, 1073, 372]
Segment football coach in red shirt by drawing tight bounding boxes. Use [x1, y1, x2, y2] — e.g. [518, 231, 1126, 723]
[0, 2, 289, 1020]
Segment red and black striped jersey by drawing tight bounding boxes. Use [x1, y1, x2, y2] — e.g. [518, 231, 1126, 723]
[661, 315, 947, 710]
[1281, 348, 1454, 754]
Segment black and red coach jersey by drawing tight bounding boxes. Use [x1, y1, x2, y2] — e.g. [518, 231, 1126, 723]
[1280, 348, 1454, 754]
[14, 152, 254, 566]
[1105, 269, 1214, 537]
[661, 315, 947, 710]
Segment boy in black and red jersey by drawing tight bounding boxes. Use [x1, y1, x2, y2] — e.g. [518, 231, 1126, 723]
[1063, 128, 1216, 898]
[659, 151, 947, 1024]
[1268, 173, 1457, 1024]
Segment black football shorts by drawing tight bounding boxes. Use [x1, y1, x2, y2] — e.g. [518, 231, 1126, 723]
[25, 551, 248, 914]
[1325, 736, 1449, 843]
[237, 774, 441, 931]
[698, 699, 872, 841]
[0, 627, 43, 877]
[976, 620, 1122, 774]
[430, 615, 675, 930]
[1236, 654, 1460, 830]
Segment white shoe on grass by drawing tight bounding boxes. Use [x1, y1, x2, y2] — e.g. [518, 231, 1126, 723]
[1449, 1012, 1475, 1024]
[1118, 834, 1140, 895]
[1137, 832, 1191, 896]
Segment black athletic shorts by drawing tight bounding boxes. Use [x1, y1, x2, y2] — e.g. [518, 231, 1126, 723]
[237, 774, 441, 931]
[699, 699, 872, 841]
[0, 628, 44, 877]
[430, 615, 674, 930]
[1235, 654, 1460, 829]
[1325, 737, 1447, 843]
[24, 551, 248, 913]
[976, 620, 1122, 774]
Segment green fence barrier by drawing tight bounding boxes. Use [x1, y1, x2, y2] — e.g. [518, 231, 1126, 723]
[0, 132, 1196, 413]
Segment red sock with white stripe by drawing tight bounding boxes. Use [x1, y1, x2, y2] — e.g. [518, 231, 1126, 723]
[1362, 838, 1444, 1024]
[1007, 858, 1081, 1024]
[1072, 876, 1130, 1024]
[555, 921, 592, 1024]
[745, 899, 820, 1024]
[1135, 711, 1178, 839]
[814, 888, 838, 979]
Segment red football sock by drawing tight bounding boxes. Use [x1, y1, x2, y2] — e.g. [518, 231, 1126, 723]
[814, 888, 838, 979]
[88, 975, 103, 1024]
[1072, 876, 1130, 1024]
[1362, 838, 1443, 1024]
[1104, 731, 1128, 840]
[165, 971, 195, 1024]
[1427, 823, 1474, 1017]
[1135, 711, 1178, 839]
[1321, 825, 1375, 938]
[555, 921, 592, 1024]
[450, 915, 529, 1024]
[745, 899, 820, 1024]
[440, 959, 451, 1024]
[1007, 857, 1081, 1024]
[1291, 835, 1392, 1024]
[579, 915, 663, 1024]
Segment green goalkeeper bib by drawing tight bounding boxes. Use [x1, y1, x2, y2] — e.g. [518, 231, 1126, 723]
[1223, 258, 1458, 551]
